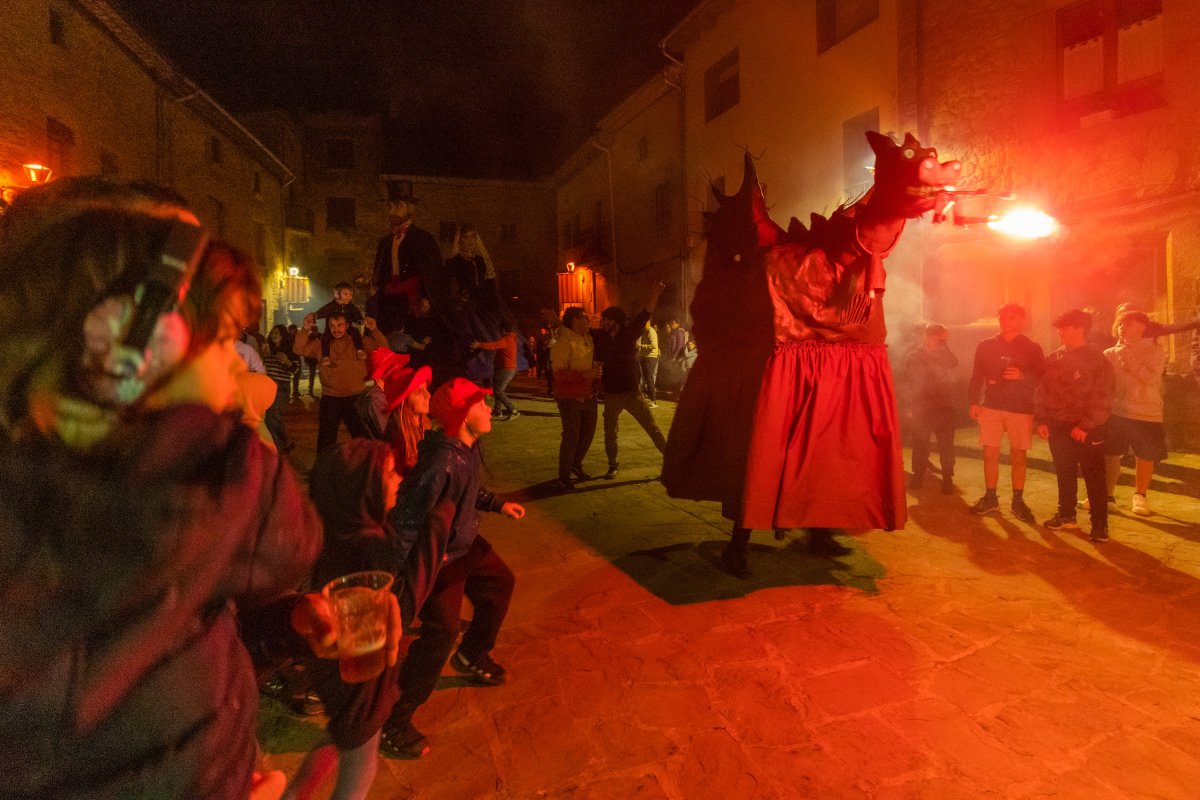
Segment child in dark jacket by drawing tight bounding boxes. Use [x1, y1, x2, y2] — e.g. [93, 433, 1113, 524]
[285, 439, 406, 799]
[316, 282, 367, 363]
[379, 378, 525, 759]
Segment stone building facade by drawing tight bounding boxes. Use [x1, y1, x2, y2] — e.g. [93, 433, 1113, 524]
[0, 0, 292, 333]
[551, 68, 687, 319]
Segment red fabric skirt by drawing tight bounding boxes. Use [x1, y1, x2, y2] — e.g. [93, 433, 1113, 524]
[740, 341, 906, 531]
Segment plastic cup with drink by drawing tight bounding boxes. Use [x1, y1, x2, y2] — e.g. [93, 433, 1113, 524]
[322, 570, 394, 683]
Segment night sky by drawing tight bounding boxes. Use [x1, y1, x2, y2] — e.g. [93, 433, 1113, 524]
[113, 0, 698, 179]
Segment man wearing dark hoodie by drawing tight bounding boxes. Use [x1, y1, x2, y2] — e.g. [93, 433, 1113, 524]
[0, 179, 323, 799]
[379, 378, 525, 759]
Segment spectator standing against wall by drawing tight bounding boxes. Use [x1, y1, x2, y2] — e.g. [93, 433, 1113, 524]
[1035, 309, 1115, 542]
[904, 322, 958, 494]
[967, 303, 1044, 523]
[1102, 308, 1167, 516]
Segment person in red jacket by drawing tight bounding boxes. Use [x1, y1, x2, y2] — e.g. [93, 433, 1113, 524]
[471, 319, 520, 420]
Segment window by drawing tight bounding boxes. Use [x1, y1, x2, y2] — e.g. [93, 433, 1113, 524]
[817, 0, 879, 53]
[326, 197, 356, 231]
[326, 138, 355, 169]
[1058, 0, 1163, 120]
[49, 8, 65, 46]
[655, 181, 673, 240]
[637, 136, 649, 161]
[501, 222, 517, 242]
[842, 107, 880, 196]
[99, 150, 119, 176]
[209, 136, 222, 164]
[439, 221, 458, 243]
[46, 117, 75, 175]
[704, 48, 739, 122]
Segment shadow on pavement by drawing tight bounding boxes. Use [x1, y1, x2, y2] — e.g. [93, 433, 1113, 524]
[909, 497, 1200, 665]
[611, 535, 885, 605]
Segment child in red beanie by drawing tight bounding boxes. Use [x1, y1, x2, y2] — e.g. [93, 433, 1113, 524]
[379, 378, 525, 759]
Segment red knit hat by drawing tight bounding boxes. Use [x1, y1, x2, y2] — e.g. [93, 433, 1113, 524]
[367, 348, 410, 382]
[383, 365, 432, 414]
[429, 377, 491, 436]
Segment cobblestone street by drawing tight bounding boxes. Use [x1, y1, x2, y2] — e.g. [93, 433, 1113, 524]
[260, 377, 1200, 799]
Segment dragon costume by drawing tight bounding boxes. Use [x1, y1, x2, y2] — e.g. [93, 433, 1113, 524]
[661, 132, 961, 570]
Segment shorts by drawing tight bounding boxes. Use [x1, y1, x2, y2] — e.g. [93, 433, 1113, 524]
[1105, 415, 1168, 462]
[978, 407, 1033, 450]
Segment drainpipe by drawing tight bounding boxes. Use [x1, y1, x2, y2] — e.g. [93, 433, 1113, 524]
[590, 140, 619, 300]
[661, 44, 689, 320]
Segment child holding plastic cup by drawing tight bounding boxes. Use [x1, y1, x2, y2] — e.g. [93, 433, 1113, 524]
[283, 439, 407, 800]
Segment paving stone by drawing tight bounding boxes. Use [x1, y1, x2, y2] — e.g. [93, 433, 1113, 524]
[259, 389, 1200, 798]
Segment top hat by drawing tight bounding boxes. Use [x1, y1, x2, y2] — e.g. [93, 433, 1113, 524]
[430, 377, 491, 436]
[385, 179, 419, 204]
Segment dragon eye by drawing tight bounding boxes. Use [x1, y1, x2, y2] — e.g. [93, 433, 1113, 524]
[902, 148, 916, 159]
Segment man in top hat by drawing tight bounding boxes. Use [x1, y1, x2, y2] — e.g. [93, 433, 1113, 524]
[379, 377, 525, 759]
[371, 181, 443, 335]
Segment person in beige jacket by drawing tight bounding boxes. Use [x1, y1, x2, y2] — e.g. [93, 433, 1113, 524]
[637, 320, 661, 406]
[549, 307, 597, 489]
[1102, 308, 1167, 516]
[295, 310, 389, 451]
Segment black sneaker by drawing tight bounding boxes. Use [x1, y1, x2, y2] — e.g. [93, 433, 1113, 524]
[970, 494, 1000, 515]
[450, 650, 508, 686]
[1011, 498, 1036, 524]
[603, 466, 618, 480]
[940, 477, 955, 495]
[379, 718, 429, 760]
[555, 477, 576, 493]
[1089, 527, 1110, 543]
[571, 466, 592, 480]
[1044, 514, 1079, 530]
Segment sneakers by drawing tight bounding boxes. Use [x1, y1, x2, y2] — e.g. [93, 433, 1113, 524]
[450, 650, 508, 686]
[494, 412, 512, 422]
[970, 494, 1000, 515]
[507, 409, 521, 419]
[940, 476, 955, 495]
[1131, 493, 1151, 517]
[647, 401, 658, 409]
[1089, 526, 1110, 543]
[603, 466, 618, 480]
[555, 477, 576, 493]
[379, 718, 429, 760]
[571, 466, 592, 480]
[1043, 514, 1079, 530]
[1077, 496, 1115, 511]
[1010, 498, 1036, 524]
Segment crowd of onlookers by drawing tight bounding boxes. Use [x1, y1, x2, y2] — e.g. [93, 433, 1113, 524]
[899, 301, 1200, 543]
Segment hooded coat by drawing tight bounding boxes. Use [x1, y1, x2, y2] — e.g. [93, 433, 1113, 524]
[308, 440, 403, 749]
[0, 405, 321, 800]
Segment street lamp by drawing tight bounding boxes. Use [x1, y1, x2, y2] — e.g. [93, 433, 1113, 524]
[22, 164, 52, 184]
[987, 207, 1058, 240]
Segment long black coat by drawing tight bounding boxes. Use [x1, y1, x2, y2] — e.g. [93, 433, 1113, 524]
[371, 226, 445, 307]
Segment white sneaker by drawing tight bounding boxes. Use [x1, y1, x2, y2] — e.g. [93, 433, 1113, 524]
[1132, 493, 1151, 516]
[1077, 498, 1090, 511]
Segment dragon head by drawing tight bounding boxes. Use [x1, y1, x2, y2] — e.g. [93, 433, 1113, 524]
[866, 132, 961, 219]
